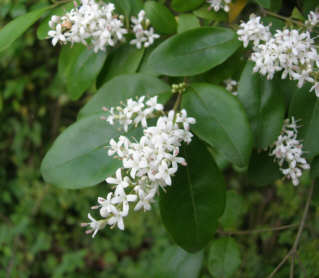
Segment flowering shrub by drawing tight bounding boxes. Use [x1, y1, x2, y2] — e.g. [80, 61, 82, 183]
[1, 0, 319, 276]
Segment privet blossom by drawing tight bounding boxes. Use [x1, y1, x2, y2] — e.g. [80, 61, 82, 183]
[270, 117, 310, 186]
[48, 1, 127, 52]
[48, 1, 159, 52]
[82, 96, 196, 237]
[224, 78, 238, 96]
[237, 13, 319, 97]
[207, 0, 232, 12]
[130, 10, 160, 49]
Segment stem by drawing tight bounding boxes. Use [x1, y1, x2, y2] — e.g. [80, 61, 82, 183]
[267, 183, 314, 278]
[218, 224, 298, 236]
[173, 92, 182, 112]
[263, 9, 306, 27]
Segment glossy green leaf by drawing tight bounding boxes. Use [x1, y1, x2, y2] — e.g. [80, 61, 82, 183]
[255, 0, 270, 8]
[208, 237, 241, 278]
[193, 5, 227, 21]
[288, 85, 319, 159]
[182, 83, 253, 169]
[41, 115, 141, 189]
[144, 1, 177, 34]
[0, 6, 51, 52]
[153, 246, 204, 278]
[146, 27, 240, 77]
[171, 0, 205, 12]
[238, 62, 285, 149]
[110, 0, 143, 17]
[220, 190, 247, 229]
[160, 137, 226, 252]
[58, 44, 107, 100]
[37, 2, 74, 40]
[97, 44, 144, 87]
[311, 156, 319, 180]
[248, 151, 281, 186]
[79, 74, 170, 119]
[177, 14, 200, 33]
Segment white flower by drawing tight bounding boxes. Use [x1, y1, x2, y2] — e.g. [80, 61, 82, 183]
[130, 10, 160, 49]
[207, 0, 232, 12]
[84, 97, 196, 235]
[224, 79, 238, 96]
[270, 117, 310, 186]
[306, 11, 319, 29]
[237, 14, 271, 48]
[81, 213, 105, 238]
[48, 0, 127, 52]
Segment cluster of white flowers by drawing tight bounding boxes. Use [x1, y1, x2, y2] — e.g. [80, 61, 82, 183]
[224, 79, 238, 96]
[130, 10, 160, 49]
[237, 14, 271, 48]
[48, 1, 127, 52]
[207, 0, 232, 12]
[102, 96, 164, 132]
[305, 10, 319, 29]
[270, 117, 310, 186]
[237, 14, 319, 97]
[82, 96, 196, 237]
[48, 1, 159, 52]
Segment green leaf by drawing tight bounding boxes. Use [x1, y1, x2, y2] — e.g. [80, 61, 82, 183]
[79, 73, 171, 119]
[177, 14, 200, 33]
[154, 246, 204, 278]
[160, 137, 226, 252]
[248, 151, 281, 186]
[182, 83, 253, 169]
[220, 190, 247, 229]
[312, 180, 319, 207]
[0, 6, 51, 52]
[208, 237, 241, 278]
[144, 1, 177, 34]
[146, 27, 240, 77]
[41, 115, 141, 189]
[255, 0, 271, 9]
[288, 85, 319, 159]
[97, 44, 144, 87]
[311, 156, 319, 180]
[238, 62, 285, 149]
[302, 0, 319, 15]
[111, 0, 143, 17]
[58, 44, 107, 100]
[193, 5, 227, 21]
[171, 0, 205, 12]
[37, 2, 74, 40]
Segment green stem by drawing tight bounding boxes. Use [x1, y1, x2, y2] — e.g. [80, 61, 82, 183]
[263, 9, 306, 27]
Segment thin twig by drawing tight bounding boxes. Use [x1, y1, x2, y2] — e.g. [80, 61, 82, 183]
[267, 183, 314, 278]
[218, 224, 298, 236]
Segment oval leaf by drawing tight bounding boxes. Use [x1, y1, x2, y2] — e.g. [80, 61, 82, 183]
[146, 27, 240, 77]
[0, 6, 51, 52]
[288, 85, 319, 159]
[182, 83, 253, 169]
[208, 237, 241, 278]
[171, 0, 205, 12]
[144, 1, 177, 34]
[153, 246, 204, 278]
[238, 61, 285, 149]
[177, 14, 200, 33]
[79, 73, 170, 119]
[160, 137, 226, 252]
[41, 115, 141, 189]
[97, 44, 144, 87]
[58, 44, 107, 100]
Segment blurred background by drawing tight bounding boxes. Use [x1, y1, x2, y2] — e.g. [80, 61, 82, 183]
[1, 0, 319, 277]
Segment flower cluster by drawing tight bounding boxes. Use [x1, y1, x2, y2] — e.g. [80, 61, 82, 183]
[48, 1, 159, 52]
[130, 10, 160, 49]
[207, 0, 232, 12]
[224, 78, 238, 96]
[102, 96, 164, 132]
[48, 1, 127, 52]
[306, 10, 319, 29]
[270, 117, 310, 186]
[237, 14, 319, 97]
[82, 97, 196, 237]
[237, 14, 271, 48]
